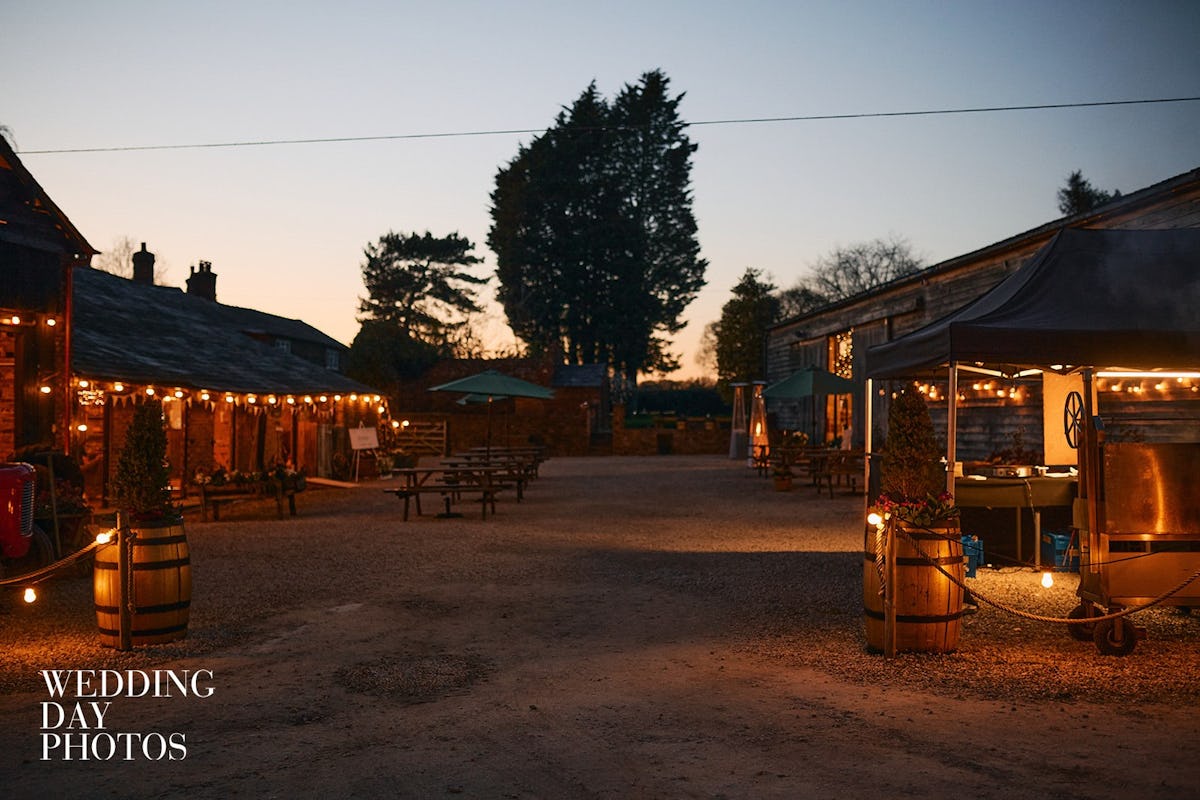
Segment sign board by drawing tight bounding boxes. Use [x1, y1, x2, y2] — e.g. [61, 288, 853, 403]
[348, 426, 379, 451]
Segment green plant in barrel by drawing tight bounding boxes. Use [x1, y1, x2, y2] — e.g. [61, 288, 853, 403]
[97, 397, 190, 647]
[875, 387, 957, 526]
[112, 399, 180, 523]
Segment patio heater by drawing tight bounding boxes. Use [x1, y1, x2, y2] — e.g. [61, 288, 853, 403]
[729, 382, 747, 460]
[748, 381, 769, 468]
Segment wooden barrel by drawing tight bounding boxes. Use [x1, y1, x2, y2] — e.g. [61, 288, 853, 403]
[864, 521, 964, 653]
[94, 522, 191, 647]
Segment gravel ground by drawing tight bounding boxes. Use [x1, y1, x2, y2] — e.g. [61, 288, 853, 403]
[1, 454, 1197, 798]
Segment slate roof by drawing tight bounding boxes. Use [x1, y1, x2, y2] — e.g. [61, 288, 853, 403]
[71, 267, 375, 395]
[551, 364, 607, 388]
[0, 137, 95, 257]
[217, 303, 346, 350]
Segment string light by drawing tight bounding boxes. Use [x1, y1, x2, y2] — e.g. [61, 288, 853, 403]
[23, 587, 37, 603]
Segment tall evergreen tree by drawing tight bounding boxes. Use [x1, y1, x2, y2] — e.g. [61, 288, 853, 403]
[1057, 169, 1120, 216]
[489, 70, 706, 380]
[709, 268, 780, 385]
[357, 230, 486, 351]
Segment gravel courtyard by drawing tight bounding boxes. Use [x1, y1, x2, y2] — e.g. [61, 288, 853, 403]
[1, 454, 1197, 799]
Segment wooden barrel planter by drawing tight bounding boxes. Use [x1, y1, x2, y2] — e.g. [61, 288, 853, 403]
[863, 521, 964, 653]
[94, 521, 191, 647]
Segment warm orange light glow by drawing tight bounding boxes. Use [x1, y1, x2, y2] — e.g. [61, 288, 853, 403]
[174, 389, 184, 398]
[95, 529, 114, 545]
[391, 420, 400, 428]
[9, 315, 20, 325]
[145, 387, 156, 396]
[23, 587, 36, 603]
[401, 419, 410, 428]
[318, 395, 328, 403]
[1041, 571, 1054, 589]
[350, 393, 358, 401]
[113, 382, 125, 392]
[76, 424, 88, 432]
[201, 391, 211, 401]
[39, 385, 52, 394]
[225, 394, 234, 403]
[45, 317, 56, 326]
[867, 512, 883, 527]
[79, 379, 90, 388]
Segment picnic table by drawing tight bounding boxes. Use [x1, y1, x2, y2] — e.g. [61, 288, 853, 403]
[384, 465, 511, 520]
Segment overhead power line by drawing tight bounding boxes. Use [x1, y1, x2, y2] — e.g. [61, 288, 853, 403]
[16, 96, 1200, 155]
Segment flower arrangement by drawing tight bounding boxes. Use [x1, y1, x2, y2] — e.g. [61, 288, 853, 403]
[872, 386, 958, 527]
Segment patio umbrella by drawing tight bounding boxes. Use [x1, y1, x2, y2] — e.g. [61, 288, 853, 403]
[762, 366, 858, 440]
[429, 370, 554, 452]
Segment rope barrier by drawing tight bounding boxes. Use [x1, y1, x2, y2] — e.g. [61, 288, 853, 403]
[888, 522, 1200, 625]
[0, 538, 103, 587]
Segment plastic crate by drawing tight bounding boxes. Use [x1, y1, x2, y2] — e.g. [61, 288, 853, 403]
[1040, 531, 1079, 572]
[961, 534, 984, 578]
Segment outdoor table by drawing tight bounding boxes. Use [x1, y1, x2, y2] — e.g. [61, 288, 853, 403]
[387, 466, 509, 519]
[954, 475, 1077, 565]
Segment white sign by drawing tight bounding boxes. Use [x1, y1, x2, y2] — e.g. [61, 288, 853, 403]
[348, 427, 379, 451]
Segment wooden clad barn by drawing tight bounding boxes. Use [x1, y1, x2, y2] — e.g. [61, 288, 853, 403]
[766, 167, 1200, 459]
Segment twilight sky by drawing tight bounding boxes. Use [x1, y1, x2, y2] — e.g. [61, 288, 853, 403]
[5, 1, 1199, 379]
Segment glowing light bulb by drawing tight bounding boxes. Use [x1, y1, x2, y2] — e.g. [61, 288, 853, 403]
[79, 380, 90, 388]
[96, 530, 114, 544]
[39, 385, 52, 394]
[45, 317, 56, 326]
[23, 587, 37, 603]
[867, 512, 883, 527]
[391, 420, 400, 428]
[174, 390, 184, 398]
[1041, 571, 1054, 589]
[145, 387, 156, 396]
[318, 395, 327, 403]
[200, 391, 210, 401]
[76, 424, 88, 432]
[113, 382, 125, 392]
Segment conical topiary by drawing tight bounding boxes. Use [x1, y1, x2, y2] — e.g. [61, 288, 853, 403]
[879, 387, 944, 504]
[112, 399, 179, 522]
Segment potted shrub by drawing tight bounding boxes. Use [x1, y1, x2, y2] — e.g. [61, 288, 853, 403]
[772, 462, 795, 491]
[95, 399, 191, 647]
[864, 386, 963, 654]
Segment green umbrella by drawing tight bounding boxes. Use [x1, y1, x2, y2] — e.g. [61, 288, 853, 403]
[762, 366, 857, 441]
[429, 370, 554, 452]
[429, 369, 554, 400]
[762, 365, 857, 398]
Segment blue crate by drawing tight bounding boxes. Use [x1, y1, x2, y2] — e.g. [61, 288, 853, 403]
[961, 534, 984, 578]
[1041, 531, 1079, 572]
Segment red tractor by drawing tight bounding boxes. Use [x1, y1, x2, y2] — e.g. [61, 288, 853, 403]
[0, 462, 54, 578]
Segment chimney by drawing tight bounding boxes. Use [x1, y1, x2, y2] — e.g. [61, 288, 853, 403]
[186, 260, 218, 302]
[131, 242, 155, 284]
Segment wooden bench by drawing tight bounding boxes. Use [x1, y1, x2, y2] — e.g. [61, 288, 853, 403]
[198, 482, 300, 522]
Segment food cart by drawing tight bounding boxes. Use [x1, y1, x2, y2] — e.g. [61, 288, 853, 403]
[865, 228, 1200, 655]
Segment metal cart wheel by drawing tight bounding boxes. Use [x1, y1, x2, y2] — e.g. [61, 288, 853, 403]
[1067, 603, 1097, 641]
[1063, 391, 1085, 449]
[1093, 617, 1137, 656]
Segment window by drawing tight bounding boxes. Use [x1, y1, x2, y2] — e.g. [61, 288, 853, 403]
[275, 338, 291, 354]
[325, 349, 340, 371]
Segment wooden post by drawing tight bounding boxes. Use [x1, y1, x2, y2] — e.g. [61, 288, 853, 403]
[116, 512, 132, 652]
[946, 362, 958, 497]
[884, 518, 897, 659]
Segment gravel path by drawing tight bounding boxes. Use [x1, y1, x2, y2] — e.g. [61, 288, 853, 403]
[1, 455, 1196, 798]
